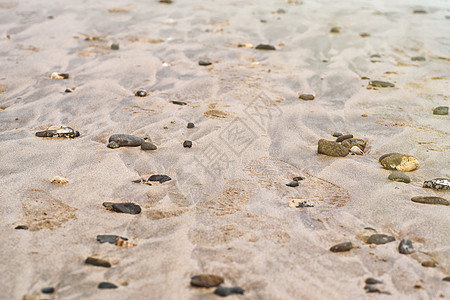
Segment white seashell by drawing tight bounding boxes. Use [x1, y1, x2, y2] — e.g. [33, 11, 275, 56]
[162, 62, 170, 67]
[350, 146, 364, 155]
[51, 176, 69, 185]
[164, 18, 175, 24]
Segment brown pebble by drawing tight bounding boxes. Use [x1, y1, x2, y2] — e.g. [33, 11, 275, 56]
[85, 257, 111, 268]
[421, 261, 437, 268]
[411, 196, 449, 206]
[299, 94, 315, 101]
[330, 242, 353, 252]
[191, 274, 224, 288]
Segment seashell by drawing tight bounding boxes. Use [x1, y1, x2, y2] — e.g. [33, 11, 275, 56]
[289, 199, 314, 208]
[237, 43, 253, 48]
[50, 72, 69, 79]
[350, 146, 364, 155]
[50, 176, 69, 185]
[115, 237, 136, 247]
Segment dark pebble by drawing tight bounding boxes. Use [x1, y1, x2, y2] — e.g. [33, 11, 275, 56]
[255, 44, 276, 51]
[433, 106, 449, 115]
[378, 152, 401, 163]
[110, 43, 119, 50]
[411, 56, 425, 61]
[293, 176, 304, 181]
[366, 234, 395, 245]
[364, 227, 377, 232]
[443, 276, 450, 282]
[388, 172, 410, 183]
[159, 0, 173, 3]
[295, 201, 314, 208]
[421, 261, 437, 268]
[103, 202, 142, 214]
[398, 238, 414, 254]
[198, 60, 212, 66]
[330, 27, 340, 33]
[85, 257, 111, 268]
[423, 178, 450, 190]
[135, 90, 147, 97]
[299, 94, 315, 101]
[141, 141, 157, 150]
[172, 100, 187, 105]
[332, 132, 343, 137]
[15, 225, 28, 230]
[365, 278, 383, 284]
[183, 140, 192, 148]
[187, 122, 195, 128]
[148, 174, 171, 183]
[286, 181, 299, 187]
[97, 235, 128, 244]
[369, 80, 395, 88]
[330, 242, 353, 252]
[214, 286, 244, 297]
[41, 287, 55, 294]
[191, 274, 224, 288]
[64, 88, 73, 93]
[107, 134, 144, 148]
[336, 134, 353, 143]
[411, 196, 449, 206]
[364, 285, 380, 293]
[413, 9, 427, 14]
[317, 139, 349, 157]
[98, 282, 118, 289]
[276, 8, 286, 14]
[57, 73, 70, 79]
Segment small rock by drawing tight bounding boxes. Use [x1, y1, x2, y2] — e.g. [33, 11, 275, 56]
[365, 278, 383, 285]
[421, 261, 437, 268]
[332, 132, 343, 137]
[183, 140, 192, 148]
[85, 257, 111, 268]
[98, 282, 118, 289]
[380, 153, 419, 172]
[187, 122, 195, 128]
[41, 287, 55, 294]
[330, 242, 353, 252]
[360, 33, 370, 38]
[286, 181, 299, 187]
[336, 134, 353, 143]
[378, 153, 401, 163]
[413, 9, 427, 14]
[50, 72, 69, 80]
[115, 237, 137, 247]
[388, 172, 411, 183]
[330, 27, 340, 33]
[107, 134, 144, 148]
[159, 0, 173, 3]
[369, 80, 395, 88]
[293, 176, 304, 181]
[364, 285, 380, 293]
[172, 100, 187, 105]
[289, 199, 314, 208]
[237, 43, 253, 48]
[103, 202, 142, 214]
[341, 138, 366, 150]
[350, 146, 364, 155]
[433, 106, 449, 115]
[148, 174, 171, 183]
[255, 44, 276, 51]
[110, 43, 119, 50]
[398, 238, 414, 254]
[318, 139, 349, 157]
[141, 141, 157, 150]
[15, 225, 28, 230]
[190, 274, 224, 288]
[50, 176, 69, 185]
[64, 88, 73, 93]
[198, 60, 212, 66]
[411, 56, 425, 61]
[443, 276, 450, 282]
[299, 94, 315, 100]
[411, 196, 449, 206]
[423, 178, 450, 190]
[97, 235, 128, 244]
[276, 8, 286, 14]
[366, 234, 395, 245]
[214, 286, 244, 297]
[135, 90, 147, 97]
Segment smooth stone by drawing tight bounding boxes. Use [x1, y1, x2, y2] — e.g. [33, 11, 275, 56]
[433, 106, 449, 115]
[423, 178, 450, 190]
[330, 27, 340, 33]
[148, 174, 171, 183]
[15, 225, 28, 230]
[214, 286, 244, 297]
[98, 282, 118, 289]
[255, 44, 276, 50]
[364, 285, 380, 293]
[318, 139, 349, 157]
[299, 94, 315, 100]
[443, 276, 450, 282]
[276, 8, 286, 14]
[398, 238, 414, 254]
[293, 176, 304, 181]
[421, 261, 437, 268]
[97, 235, 128, 244]
[330, 242, 353, 252]
[380, 154, 419, 172]
[183, 140, 192, 148]
[110, 43, 119, 50]
[366, 234, 395, 245]
[286, 181, 299, 187]
[64, 88, 73, 93]
[85, 257, 111, 268]
[103, 202, 142, 214]
[41, 287, 55, 294]
[107, 134, 144, 148]
[341, 138, 366, 150]
[187, 122, 195, 128]
[336, 134, 353, 143]
[135, 90, 147, 97]
[332, 132, 343, 137]
[198, 60, 212, 66]
[141, 141, 157, 150]
[172, 100, 187, 105]
[190, 274, 224, 287]
[365, 278, 383, 284]
[413, 9, 427, 14]
[388, 172, 411, 183]
[378, 152, 400, 163]
[411, 56, 425, 61]
[369, 80, 395, 88]
[411, 196, 449, 206]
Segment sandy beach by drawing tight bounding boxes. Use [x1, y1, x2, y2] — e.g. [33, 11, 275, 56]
[0, 0, 449, 299]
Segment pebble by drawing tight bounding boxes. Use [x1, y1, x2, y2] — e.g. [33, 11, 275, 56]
[398, 238, 414, 254]
[293, 176, 304, 181]
[378, 153, 400, 163]
[276, 8, 286, 14]
[421, 261, 437, 268]
[379, 153, 419, 172]
[341, 138, 366, 150]
[332, 132, 343, 137]
[360, 33, 370, 38]
[388, 172, 411, 183]
[135, 90, 147, 97]
[317, 139, 349, 157]
[85, 257, 111, 268]
[365, 278, 383, 285]
[330, 242, 353, 252]
[141, 141, 157, 150]
[299, 94, 315, 101]
[336, 134, 353, 143]
[423, 178, 450, 190]
[41, 287, 55, 294]
[411, 196, 449, 206]
[148, 174, 171, 183]
[214, 286, 244, 297]
[103, 202, 142, 214]
[51, 176, 70, 185]
[98, 282, 118, 289]
[350, 146, 364, 155]
[36, 126, 80, 138]
[198, 60, 212, 66]
[413, 9, 427, 14]
[366, 234, 395, 245]
[330, 27, 340, 33]
[97, 235, 128, 244]
[443, 276, 450, 282]
[190, 274, 224, 288]
[183, 140, 192, 148]
[172, 100, 187, 105]
[289, 200, 314, 208]
[50, 72, 69, 80]
[255, 44, 276, 50]
[15, 225, 28, 230]
[64, 88, 73, 93]
[411, 56, 425, 61]
[187, 122, 195, 128]
[433, 106, 449, 115]
[369, 80, 395, 88]
[110, 43, 119, 50]
[107, 134, 144, 148]
[286, 181, 299, 187]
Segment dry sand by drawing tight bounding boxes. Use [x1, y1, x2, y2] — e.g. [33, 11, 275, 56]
[0, 0, 449, 299]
